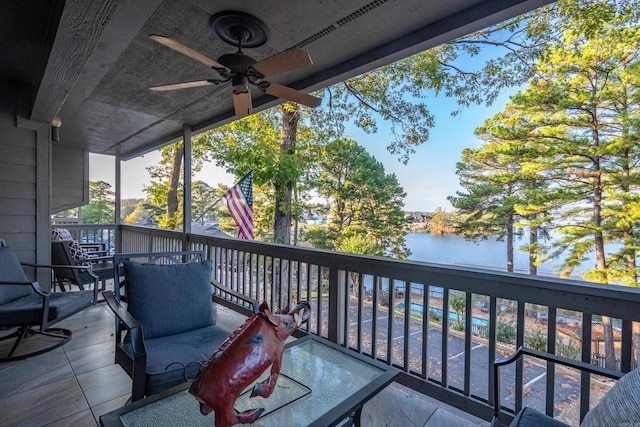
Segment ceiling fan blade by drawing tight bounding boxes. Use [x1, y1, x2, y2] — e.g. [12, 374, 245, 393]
[264, 83, 321, 108]
[150, 80, 221, 91]
[233, 92, 253, 118]
[252, 48, 313, 77]
[149, 35, 230, 71]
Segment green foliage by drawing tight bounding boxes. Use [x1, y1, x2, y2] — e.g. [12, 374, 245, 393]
[82, 181, 114, 224]
[524, 328, 547, 351]
[124, 201, 162, 225]
[497, 320, 517, 345]
[450, 291, 466, 327]
[303, 138, 410, 258]
[379, 294, 389, 308]
[556, 338, 581, 361]
[191, 180, 219, 225]
[429, 208, 457, 234]
[451, 1, 640, 282]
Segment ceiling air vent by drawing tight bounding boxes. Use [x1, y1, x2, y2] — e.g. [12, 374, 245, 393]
[295, 0, 391, 48]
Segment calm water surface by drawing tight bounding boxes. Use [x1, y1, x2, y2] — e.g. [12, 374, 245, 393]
[404, 233, 593, 278]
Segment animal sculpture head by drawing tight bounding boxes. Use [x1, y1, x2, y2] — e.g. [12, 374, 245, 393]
[261, 301, 311, 340]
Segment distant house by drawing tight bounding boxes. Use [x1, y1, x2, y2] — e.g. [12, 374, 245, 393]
[191, 224, 232, 238]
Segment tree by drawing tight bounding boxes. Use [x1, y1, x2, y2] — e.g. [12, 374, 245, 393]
[480, 7, 640, 368]
[428, 208, 457, 235]
[450, 291, 466, 329]
[303, 138, 410, 259]
[144, 144, 184, 229]
[82, 181, 114, 224]
[191, 180, 218, 226]
[449, 140, 524, 272]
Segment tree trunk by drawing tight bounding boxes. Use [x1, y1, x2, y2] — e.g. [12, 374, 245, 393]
[167, 144, 184, 219]
[529, 224, 537, 276]
[293, 186, 299, 246]
[590, 107, 616, 369]
[634, 322, 640, 368]
[506, 212, 514, 273]
[273, 105, 299, 244]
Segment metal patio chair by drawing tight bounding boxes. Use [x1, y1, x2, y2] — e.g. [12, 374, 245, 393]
[0, 239, 98, 362]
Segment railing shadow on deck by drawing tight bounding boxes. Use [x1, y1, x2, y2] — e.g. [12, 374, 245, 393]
[68, 224, 640, 425]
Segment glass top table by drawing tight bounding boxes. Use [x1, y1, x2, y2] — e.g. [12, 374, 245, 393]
[100, 335, 398, 427]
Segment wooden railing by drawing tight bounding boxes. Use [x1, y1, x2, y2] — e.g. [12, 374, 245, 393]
[103, 224, 640, 424]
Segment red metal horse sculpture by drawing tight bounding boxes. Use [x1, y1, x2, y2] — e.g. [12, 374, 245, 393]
[188, 301, 311, 427]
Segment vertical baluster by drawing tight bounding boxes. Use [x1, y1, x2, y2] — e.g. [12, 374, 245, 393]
[262, 255, 268, 303]
[580, 313, 592, 422]
[488, 296, 497, 408]
[621, 320, 632, 373]
[387, 278, 395, 365]
[464, 292, 472, 396]
[422, 284, 429, 379]
[442, 287, 449, 388]
[372, 275, 379, 360]
[515, 301, 525, 415]
[357, 272, 364, 354]
[343, 270, 350, 348]
[316, 265, 323, 337]
[546, 307, 557, 417]
[401, 279, 410, 372]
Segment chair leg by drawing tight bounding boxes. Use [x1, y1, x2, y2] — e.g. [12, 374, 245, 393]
[0, 326, 72, 363]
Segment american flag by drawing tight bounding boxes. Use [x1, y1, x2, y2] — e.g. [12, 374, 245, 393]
[223, 171, 253, 239]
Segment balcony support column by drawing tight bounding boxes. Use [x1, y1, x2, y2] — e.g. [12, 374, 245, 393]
[183, 124, 192, 249]
[115, 155, 121, 252]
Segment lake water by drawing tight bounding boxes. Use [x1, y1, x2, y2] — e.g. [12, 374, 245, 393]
[404, 232, 593, 278]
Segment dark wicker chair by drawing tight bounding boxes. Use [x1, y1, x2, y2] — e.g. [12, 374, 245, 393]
[103, 250, 259, 402]
[0, 238, 98, 362]
[51, 239, 114, 292]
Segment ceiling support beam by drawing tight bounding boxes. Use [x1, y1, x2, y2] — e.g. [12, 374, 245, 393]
[31, 0, 119, 123]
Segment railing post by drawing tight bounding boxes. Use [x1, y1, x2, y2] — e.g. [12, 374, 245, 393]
[327, 257, 341, 343]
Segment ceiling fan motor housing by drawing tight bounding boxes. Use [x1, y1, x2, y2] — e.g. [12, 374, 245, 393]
[216, 52, 258, 79]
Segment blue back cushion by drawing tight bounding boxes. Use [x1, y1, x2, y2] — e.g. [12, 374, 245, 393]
[124, 260, 215, 339]
[0, 246, 34, 304]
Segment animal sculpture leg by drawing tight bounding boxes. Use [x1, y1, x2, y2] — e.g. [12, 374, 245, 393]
[233, 407, 266, 425]
[251, 359, 280, 398]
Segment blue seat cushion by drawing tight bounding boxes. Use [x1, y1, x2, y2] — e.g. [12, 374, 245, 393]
[0, 246, 34, 305]
[0, 290, 95, 326]
[510, 407, 569, 427]
[124, 260, 215, 339]
[121, 324, 231, 396]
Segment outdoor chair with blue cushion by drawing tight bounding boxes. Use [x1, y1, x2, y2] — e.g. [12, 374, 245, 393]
[0, 238, 98, 362]
[103, 250, 259, 402]
[491, 346, 640, 427]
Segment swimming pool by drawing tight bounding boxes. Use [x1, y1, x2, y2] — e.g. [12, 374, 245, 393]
[396, 303, 489, 328]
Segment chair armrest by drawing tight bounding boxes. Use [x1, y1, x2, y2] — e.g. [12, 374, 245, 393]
[23, 262, 100, 301]
[0, 279, 48, 297]
[211, 279, 260, 315]
[85, 254, 112, 262]
[103, 291, 141, 329]
[491, 346, 624, 426]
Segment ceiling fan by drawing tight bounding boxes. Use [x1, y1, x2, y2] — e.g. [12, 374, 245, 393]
[149, 11, 322, 118]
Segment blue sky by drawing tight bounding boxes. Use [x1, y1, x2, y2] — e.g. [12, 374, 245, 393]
[342, 87, 518, 211]
[90, 86, 518, 212]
